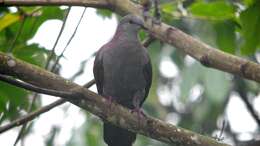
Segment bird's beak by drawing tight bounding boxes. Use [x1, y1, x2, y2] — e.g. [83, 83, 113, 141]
[138, 19, 148, 30]
[131, 16, 147, 30]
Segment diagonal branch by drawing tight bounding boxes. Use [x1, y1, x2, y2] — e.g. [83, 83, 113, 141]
[0, 74, 74, 98]
[45, 7, 71, 69]
[0, 77, 95, 134]
[234, 77, 260, 127]
[0, 54, 230, 146]
[2, 0, 260, 83]
[0, 98, 65, 133]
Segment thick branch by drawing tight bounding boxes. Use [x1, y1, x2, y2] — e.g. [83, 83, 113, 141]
[0, 77, 95, 133]
[0, 53, 229, 146]
[3, 0, 260, 83]
[1, 0, 110, 9]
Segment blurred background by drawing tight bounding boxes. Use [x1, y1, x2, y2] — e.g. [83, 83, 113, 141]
[0, 0, 260, 146]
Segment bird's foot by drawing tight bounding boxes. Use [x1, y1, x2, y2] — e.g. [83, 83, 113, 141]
[131, 107, 146, 126]
[105, 96, 114, 109]
[131, 108, 146, 117]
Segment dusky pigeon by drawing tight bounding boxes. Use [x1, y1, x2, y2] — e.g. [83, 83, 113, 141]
[93, 14, 152, 146]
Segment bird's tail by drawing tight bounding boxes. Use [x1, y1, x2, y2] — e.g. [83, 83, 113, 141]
[103, 123, 136, 146]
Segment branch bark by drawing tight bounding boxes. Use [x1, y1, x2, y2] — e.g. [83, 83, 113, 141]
[1, 0, 110, 8]
[2, 0, 260, 83]
[0, 53, 229, 146]
[0, 77, 95, 134]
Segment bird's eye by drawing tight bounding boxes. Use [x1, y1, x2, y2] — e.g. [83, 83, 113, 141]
[129, 20, 134, 24]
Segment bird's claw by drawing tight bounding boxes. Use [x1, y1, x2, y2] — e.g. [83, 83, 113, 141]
[131, 107, 146, 127]
[131, 108, 146, 117]
[105, 96, 114, 109]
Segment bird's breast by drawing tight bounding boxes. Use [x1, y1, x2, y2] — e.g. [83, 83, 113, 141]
[102, 49, 146, 105]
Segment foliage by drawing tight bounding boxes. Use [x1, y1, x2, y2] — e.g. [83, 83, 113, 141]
[0, 6, 64, 142]
[0, 0, 260, 145]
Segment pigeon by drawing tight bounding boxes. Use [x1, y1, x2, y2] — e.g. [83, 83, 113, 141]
[93, 14, 152, 146]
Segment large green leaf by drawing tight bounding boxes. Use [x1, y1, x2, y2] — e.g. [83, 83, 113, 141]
[0, 7, 64, 58]
[22, 6, 65, 41]
[0, 81, 29, 123]
[214, 20, 236, 54]
[13, 43, 49, 67]
[240, 2, 260, 54]
[243, 0, 256, 6]
[1, 7, 64, 44]
[189, 1, 235, 20]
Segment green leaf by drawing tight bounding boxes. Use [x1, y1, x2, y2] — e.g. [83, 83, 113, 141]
[0, 13, 20, 31]
[2, 7, 64, 43]
[161, 2, 177, 15]
[0, 81, 29, 122]
[22, 6, 65, 40]
[0, 7, 65, 54]
[240, 2, 260, 54]
[13, 43, 49, 67]
[243, 0, 256, 6]
[214, 20, 236, 54]
[189, 1, 235, 20]
[96, 9, 112, 19]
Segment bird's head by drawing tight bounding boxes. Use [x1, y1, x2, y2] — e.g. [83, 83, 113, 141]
[118, 14, 146, 32]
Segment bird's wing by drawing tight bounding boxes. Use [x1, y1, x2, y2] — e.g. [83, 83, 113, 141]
[141, 58, 152, 105]
[93, 50, 104, 95]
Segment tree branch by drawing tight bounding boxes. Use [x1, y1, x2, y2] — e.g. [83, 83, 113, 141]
[0, 77, 95, 134]
[0, 53, 229, 146]
[1, 0, 110, 8]
[234, 77, 260, 127]
[3, 0, 260, 83]
[0, 74, 74, 98]
[0, 98, 65, 133]
[45, 6, 71, 69]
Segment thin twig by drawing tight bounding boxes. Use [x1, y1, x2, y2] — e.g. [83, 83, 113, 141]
[83, 79, 95, 88]
[70, 52, 96, 81]
[235, 77, 260, 126]
[51, 7, 86, 72]
[45, 7, 71, 69]
[0, 99, 65, 134]
[13, 93, 38, 146]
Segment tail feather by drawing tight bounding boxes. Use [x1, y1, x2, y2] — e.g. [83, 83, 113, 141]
[104, 123, 136, 146]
